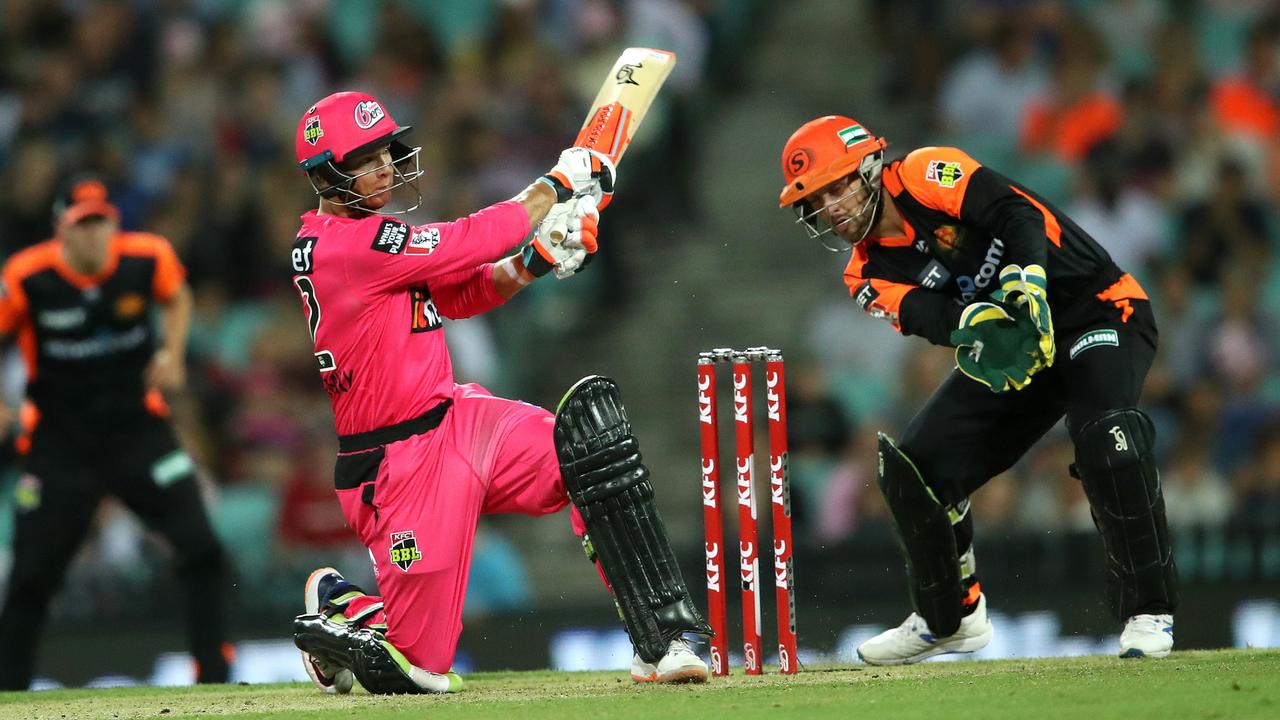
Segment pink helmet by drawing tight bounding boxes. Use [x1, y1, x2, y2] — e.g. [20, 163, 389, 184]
[295, 91, 423, 213]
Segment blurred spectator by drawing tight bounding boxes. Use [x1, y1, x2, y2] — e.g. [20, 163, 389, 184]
[1163, 440, 1233, 530]
[1179, 158, 1271, 287]
[1066, 141, 1168, 274]
[1230, 420, 1280, 530]
[939, 14, 1043, 153]
[1020, 16, 1122, 164]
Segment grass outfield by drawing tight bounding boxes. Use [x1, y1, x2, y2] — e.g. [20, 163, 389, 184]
[0, 649, 1275, 720]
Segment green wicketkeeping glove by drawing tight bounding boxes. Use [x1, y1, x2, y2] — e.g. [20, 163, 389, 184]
[950, 302, 1044, 393]
[996, 263, 1055, 367]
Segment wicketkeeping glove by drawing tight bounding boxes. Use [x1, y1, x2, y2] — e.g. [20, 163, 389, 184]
[950, 302, 1044, 393]
[538, 147, 616, 209]
[522, 195, 600, 280]
[996, 263, 1055, 366]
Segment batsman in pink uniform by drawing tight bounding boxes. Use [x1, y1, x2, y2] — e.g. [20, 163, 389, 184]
[288, 91, 710, 694]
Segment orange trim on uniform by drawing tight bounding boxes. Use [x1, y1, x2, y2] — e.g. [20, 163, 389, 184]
[895, 147, 982, 218]
[843, 248, 913, 332]
[118, 232, 187, 301]
[1009, 186, 1062, 247]
[1096, 273, 1148, 324]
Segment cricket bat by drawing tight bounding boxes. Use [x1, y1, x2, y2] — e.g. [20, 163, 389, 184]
[548, 47, 676, 241]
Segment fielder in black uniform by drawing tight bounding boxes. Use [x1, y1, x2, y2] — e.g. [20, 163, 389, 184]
[778, 116, 1178, 663]
[0, 180, 229, 688]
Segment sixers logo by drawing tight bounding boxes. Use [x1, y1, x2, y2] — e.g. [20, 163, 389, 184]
[786, 147, 813, 179]
[354, 100, 385, 129]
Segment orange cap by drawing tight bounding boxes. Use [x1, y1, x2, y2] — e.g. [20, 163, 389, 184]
[58, 179, 119, 228]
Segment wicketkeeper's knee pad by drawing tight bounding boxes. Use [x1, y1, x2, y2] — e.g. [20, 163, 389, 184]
[555, 375, 711, 663]
[877, 432, 964, 637]
[1073, 408, 1178, 620]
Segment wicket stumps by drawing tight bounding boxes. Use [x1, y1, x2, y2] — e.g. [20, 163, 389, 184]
[698, 347, 797, 676]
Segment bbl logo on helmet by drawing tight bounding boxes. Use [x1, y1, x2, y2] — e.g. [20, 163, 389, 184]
[389, 531, 422, 571]
[303, 115, 324, 146]
[354, 100, 386, 129]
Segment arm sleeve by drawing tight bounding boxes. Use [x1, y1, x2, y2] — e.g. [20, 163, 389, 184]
[431, 263, 507, 319]
[844, 257, 961, 347]
[347, 200, 531, 294]
[897, 147, 1053, 271]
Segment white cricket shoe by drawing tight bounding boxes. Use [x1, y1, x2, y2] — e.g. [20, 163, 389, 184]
[631, 638, 709, 683]
[1119, 614, 1173, 658]
[857, 593, 994, 666]
[301, 567, 354, 694]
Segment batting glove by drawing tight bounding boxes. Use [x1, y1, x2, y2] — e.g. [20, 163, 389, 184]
[539, 148, 616, 209]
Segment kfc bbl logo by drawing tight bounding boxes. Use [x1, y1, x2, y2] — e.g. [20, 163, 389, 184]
[303, 115, 324, 145]
[389, 531, 422, 571]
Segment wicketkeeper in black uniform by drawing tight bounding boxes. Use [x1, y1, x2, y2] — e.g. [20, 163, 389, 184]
[0, 180, 230, 688]
[778, 116, 1178, 663]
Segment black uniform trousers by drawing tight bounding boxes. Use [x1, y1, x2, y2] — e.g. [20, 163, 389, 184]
[0, 415, 229, 689]
[899, 301, 1158, 507]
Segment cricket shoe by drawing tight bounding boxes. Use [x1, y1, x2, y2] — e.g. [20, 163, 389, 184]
[300, 567, 354, 694]
[294, 614, 463, 695]
[857, 593, 993, 666]
[1119, 614, 1173, 658]
[631, 637, 709, 683]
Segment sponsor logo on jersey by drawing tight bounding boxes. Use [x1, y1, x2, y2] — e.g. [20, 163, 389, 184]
[292, 236, 318, 274]
[406, 227, 440, 255]
[837, 124, 870, 147]
[853, 280, 898, 323]
[115, 293, 146, 319]
[37, 307, 87, 330]
[389, 531, 422, 571]
[353, 100, 385, 130]
[15, 474, 40, 512]
[925, 159, 964, 188]
[43, 325, 148, 360]
[410, 287, 443, 333]
[303, 115, 324, 145]
[370, 219, 408, 254]
[917, 260, 951, 289]
[1069, 328, 1119, 359]
[956, 238, 1004, 302]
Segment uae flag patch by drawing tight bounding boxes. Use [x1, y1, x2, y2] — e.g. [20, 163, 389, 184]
[838, 124, 870, 147]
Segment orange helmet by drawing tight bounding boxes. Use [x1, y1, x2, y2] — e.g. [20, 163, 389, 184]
[779, 115, 887, 249]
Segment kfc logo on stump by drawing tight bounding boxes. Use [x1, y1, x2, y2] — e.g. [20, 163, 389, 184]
[389, 531, 422, 571]
[354, 100, 386, 129]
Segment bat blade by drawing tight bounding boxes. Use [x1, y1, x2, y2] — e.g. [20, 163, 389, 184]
[574, 47, 676, 165]
[548, 48, 676, 243]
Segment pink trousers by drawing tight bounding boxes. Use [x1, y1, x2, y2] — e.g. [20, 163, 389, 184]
[334, 383, 587, 672]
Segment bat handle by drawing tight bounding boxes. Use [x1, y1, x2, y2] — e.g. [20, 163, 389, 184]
[548, 221, 568, 244]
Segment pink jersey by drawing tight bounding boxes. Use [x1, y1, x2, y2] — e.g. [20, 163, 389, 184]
[290, 201, 530, 435]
